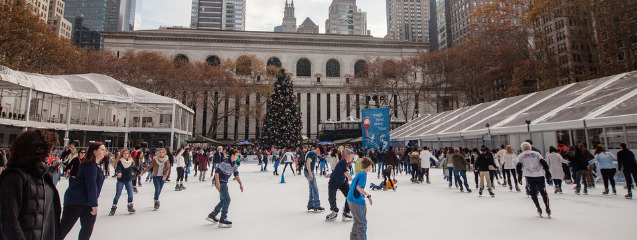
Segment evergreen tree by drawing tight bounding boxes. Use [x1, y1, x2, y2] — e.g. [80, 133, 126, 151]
[260, 69, 302, 149]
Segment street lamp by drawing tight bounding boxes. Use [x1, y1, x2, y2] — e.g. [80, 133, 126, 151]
[105, 139, 111, 152]
[525, 120, 531, 133]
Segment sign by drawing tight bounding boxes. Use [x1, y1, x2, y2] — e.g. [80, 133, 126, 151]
[361, 108, 390, 151]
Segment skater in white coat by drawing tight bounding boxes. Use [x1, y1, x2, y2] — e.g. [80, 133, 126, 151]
[546, 146, 569, 194]
[500, 145, 520, 192]
[174, 148, 187, 191]
[419, 147, 435, 184]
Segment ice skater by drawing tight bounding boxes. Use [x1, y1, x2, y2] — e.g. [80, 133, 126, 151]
[516, 142, 551, 217]
[174, 148, 187, 191]
[281, 148, 296, 176]
[109, 149, 138, 215]
[501, 145, 521, 192]
[347, 157, 373, 240]
[140, 148, 171, 210]
[304, 146, 325, 212]
[325, 148, 354, 221]
[546, 146, 568, 194]
[475, 147, 496, 197]
[206, 148, 243, 228]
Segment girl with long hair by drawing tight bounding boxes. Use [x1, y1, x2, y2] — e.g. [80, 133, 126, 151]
[141, 148, 171, 210]
[501, 145, 520, 192]
[61, 142, 106, 240]
[109, 149, 137, 215]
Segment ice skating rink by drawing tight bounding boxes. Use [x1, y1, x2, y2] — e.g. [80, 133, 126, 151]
[57, 165, 636, 240]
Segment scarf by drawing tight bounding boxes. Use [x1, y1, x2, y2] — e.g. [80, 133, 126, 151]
[155, 155, 169, 166]
[121, 157, 133, 168]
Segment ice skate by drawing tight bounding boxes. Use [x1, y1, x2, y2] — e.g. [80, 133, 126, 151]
[488, 189, 495, 197]
[626, 193, 633, 199]
[175, 185, 182, 191]
[612, 188, 617, 195]
[342, 212, 353, 221]
[218, 219, 232, 228]
[554, 188, 559, 194]
[325, 211, 337, 221]
[133, 187, 138, 194]
[128, 203, 136, 214]
[546, 208, 551, 218]
[537, 208, 543, 218]
[154, 200, 160, 210]
[602, 189, 609, 195]
[206, 212, 219, 223]
[479, 188, 483, 197]
[314, 206, 325, 212]
[466, 188, 472, 193]
[109, 205, 117, 216]
[180, 184, 186, 190]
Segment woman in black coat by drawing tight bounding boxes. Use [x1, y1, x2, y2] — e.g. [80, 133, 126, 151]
[0, 129, 61, 240]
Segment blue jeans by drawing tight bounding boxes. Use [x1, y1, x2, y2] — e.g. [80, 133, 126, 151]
[304, 171, 321, 208]
[454, 169, 470, 189]
[213, 182, 231, 219]
[113, 180, 133, 205]
[52, 172, 61, 186]
[377, 162, 384, 177]
[152, 176, 165, 200]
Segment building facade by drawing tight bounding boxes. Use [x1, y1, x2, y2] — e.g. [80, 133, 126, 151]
[47, 0, 71, 39]
[101, 28, 430, 140]
[281, 0, 296, 33]
[385, 0, 430, 44]
[449, 0, 488, 46]
[190, 0, 245, 31]
[64, 0, 120, 32]
[297, 17, 318, 34]
[325, 0, 369, 36]
[435, 0, 451, 50]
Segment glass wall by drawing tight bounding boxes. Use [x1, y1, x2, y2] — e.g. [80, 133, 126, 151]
[606, 126, 625, 150]
[0, 88, 28, 120]
[129, 103, 174, 128]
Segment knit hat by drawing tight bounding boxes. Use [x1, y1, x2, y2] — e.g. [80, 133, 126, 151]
[345, 148, 354, 156]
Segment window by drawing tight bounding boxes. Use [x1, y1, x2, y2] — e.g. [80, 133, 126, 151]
[326, 59, 340, 77]
[236, 55, 252, 75]
[296, 58, 311, 77]
[174, 54, 189, 67]
[206, 55, 221, 66]
[266, 57, 281, 75]
[354, 60, 367, 77]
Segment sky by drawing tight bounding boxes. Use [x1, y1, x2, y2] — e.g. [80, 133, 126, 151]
[140, 0, 388, 37]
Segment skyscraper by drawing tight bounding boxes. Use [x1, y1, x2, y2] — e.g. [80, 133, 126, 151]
[325, 0, 369, 36]
[297, 17, 319, 34]
[281, 0, 296, 33]
[63, 0, 120, 32]
[190, 0, 245, 31]
[118, 0, 142, 31]
[385, 0, 430, 44]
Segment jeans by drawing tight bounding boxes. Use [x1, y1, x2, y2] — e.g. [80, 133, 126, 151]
[328, 181, 351, 213]
[377, 162, 384, 177]
[304, 171, 321, 208]
[153, 176, 165, 200]
[52, 172, 61, 186]
[146, 169, 153, 180]
[213, 182, 231, 219]
[454, 169, 469, 190]
[600, 168, 617, 190]
[447, 167, 456, 185]
[60, 205, 96, 240]
[113, 180, 133, 205]
[575, 169, 588, 193]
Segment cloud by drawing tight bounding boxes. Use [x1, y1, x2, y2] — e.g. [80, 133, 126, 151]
[140, 0, 387, 37]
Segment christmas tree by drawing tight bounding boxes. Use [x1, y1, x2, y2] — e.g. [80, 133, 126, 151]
[259, 69, 302, 149]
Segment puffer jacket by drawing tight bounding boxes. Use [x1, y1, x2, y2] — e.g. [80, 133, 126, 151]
[0, 166, 62, 240]
[409, 151, 421, 164]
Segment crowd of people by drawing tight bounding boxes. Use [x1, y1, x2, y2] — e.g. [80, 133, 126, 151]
[0, 128, 636, 239]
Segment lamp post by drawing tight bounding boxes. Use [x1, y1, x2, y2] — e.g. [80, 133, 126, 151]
[105, 139, 111, 152]
[485, 123, 491, 148]
[525, 120, 531, 133]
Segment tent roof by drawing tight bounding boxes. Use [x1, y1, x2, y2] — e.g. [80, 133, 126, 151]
[186, 135, 222, 144]
[0, 66, 193, 113]
[391, 71, 637, 141]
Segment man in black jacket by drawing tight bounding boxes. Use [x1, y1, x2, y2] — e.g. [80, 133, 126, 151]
[475, 147, 496, 197]
[618, 143, 637, 199]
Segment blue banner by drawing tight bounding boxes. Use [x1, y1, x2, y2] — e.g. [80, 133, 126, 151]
[362, 108, 390, 151]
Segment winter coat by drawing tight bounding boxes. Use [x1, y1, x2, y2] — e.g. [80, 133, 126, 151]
[451, 153, 470, 171]
[617, 149, 637, 171]
[198, 154, 209, 171]
[115, 160, 137, 182]
[547, 153, 569, 180]
[384, 150, 399, 166]
[0, 166, 62, 240]
[475, 153, 496, 171]
[568, 152, 589, 171]
[141, 157, 171, 177]
[409, 151, 421, 164]
[589, 152, 617, 169]
[419, 150, 435, 168]
[63, 162, 105, 207]
[501, 153, 518, 170]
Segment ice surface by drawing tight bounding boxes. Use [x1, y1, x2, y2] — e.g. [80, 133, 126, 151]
[56, 164, 636, 240]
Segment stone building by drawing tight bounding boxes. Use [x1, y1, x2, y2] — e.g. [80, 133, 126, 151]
[297, 17, 319, 34]
[102, 28, 431, 141]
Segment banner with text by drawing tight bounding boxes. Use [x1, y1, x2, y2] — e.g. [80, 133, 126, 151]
[362, 108, 390, 151]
